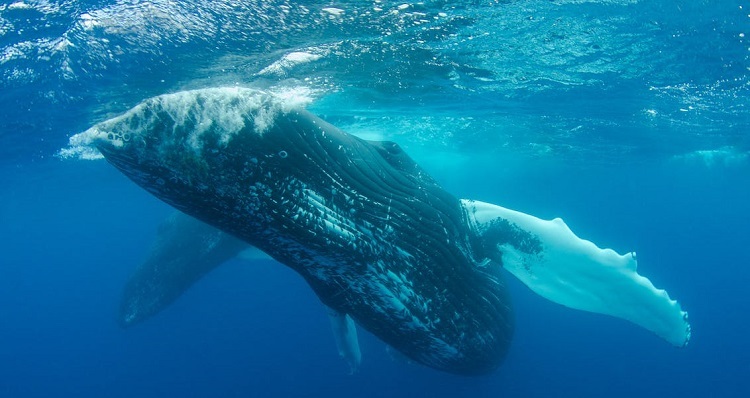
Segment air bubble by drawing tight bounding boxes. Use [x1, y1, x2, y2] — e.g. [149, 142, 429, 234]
[278, 150, 288, 158]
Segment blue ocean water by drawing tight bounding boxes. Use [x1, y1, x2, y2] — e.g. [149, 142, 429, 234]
[1, 0, 748, 397]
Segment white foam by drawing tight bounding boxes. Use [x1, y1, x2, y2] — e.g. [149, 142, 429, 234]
[8, 2, 31, 10]
[59, 86, 316, 160]
[257, 51, 324, 77]
[673, 147, 749, 167]
[56, 144, 104, 160]
[57, 121, 114, 160]
[321, 7, 345, 17]
[78, 12, 100, 30]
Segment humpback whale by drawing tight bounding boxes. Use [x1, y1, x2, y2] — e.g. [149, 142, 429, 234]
[69, 87, 690, 375]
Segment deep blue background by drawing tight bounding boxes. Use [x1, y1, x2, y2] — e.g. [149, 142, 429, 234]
[1, 1, 749, 397]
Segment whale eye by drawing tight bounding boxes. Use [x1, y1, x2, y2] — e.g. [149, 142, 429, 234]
[107, 133, 114, 140]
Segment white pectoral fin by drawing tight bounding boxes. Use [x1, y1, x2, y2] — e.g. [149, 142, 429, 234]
[326, 307, 362, 374]
[463, 199, 691, 347]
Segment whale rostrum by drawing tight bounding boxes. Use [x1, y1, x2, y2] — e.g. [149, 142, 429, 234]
[69, 87, 690, 375]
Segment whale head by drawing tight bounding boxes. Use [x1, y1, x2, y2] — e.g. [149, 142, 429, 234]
[81, 88, 291, 208]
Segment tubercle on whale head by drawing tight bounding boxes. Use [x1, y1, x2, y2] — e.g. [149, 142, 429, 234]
[62, 87, 315, 162]
[88, 88, 316, 199]
[87, 89, 367, 246]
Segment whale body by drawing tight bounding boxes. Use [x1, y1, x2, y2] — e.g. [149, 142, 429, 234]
[71, 87, 689, 374]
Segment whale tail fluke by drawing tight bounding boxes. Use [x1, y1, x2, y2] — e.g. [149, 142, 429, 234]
[463, 199, 691, 347]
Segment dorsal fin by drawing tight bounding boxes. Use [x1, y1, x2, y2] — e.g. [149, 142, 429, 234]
[366, 139, 437, 184]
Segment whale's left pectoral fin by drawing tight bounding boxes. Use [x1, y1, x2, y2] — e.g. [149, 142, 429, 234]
[326, 307, 362, 374]
[463, 199, 691, 347]
[119, 212, 249, 327]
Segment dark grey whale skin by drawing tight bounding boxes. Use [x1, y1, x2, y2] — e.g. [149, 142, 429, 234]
[95, 104, 513, 375]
